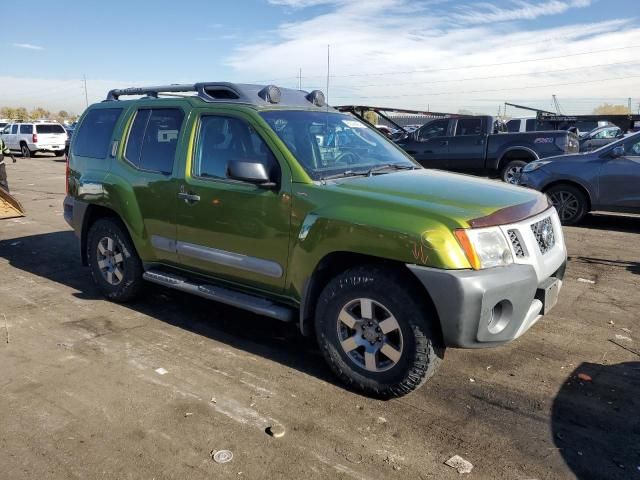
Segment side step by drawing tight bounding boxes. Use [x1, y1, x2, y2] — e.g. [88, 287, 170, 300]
[143, 270, 294, 323]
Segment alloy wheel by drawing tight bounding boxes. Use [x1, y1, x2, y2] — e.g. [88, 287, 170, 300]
[504, 165, 523, 184]
[96, 236, 125, 286]
[336, 298, 404, 373]
[549, 191, 579, 222]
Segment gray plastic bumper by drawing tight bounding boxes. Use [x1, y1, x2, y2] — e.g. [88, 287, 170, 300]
[407, 262, 565, 348]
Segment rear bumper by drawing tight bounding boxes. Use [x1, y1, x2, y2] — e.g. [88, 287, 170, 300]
[408, 261, 565, 348]
[63, 196, 86, 238]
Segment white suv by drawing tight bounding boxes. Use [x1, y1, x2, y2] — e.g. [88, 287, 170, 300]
[0, 122, 67, 157]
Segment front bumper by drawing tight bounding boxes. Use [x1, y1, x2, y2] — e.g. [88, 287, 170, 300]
[408, 206, 567, 348]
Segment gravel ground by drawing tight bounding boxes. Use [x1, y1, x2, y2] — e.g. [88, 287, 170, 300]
[1, 155, 639, 480]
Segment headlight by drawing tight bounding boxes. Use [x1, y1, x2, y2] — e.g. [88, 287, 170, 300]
[454, 227, 513, 270]
[523, 161, 551, 173]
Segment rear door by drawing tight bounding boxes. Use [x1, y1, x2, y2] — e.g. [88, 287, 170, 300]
[598, 136, 640, 211]
[5, 124, 18, 149]
[404, 119, 450, 168]
[447, 118, 487, 172]
[35, 123, 67, 151]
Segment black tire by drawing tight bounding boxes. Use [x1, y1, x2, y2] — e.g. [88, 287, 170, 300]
[54, 150, 64, 157]
[87, 218, 144, 302]
[546, 184, 588, 226]
[315, 265, 444, 399]
[500, 159, 527, 184]
[20, 143, 32, 158]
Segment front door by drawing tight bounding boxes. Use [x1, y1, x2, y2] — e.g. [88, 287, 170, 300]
[403, 119, 450, 169]
[175, 111, 291, 292]
[598, 136, 640, 210]
[5, 124, 18, 149]
[447, 118, 487, 172]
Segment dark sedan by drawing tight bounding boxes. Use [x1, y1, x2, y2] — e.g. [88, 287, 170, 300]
[519, 131, 640, 225]
[579, 125, 623, 152]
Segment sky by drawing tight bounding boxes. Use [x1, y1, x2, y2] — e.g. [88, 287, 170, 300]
[1, 0, 639, 116]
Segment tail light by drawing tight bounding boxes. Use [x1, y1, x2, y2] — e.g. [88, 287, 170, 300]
[65, 153, 70, 195]
[32, 133, 38, 143]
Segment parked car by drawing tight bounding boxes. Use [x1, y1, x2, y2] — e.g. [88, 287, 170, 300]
[579, 125, 623, 152]
[397, 115, 579, 183]
[2, 121, 67, 157]
[64, 125, 75, 156]
[64, 82, 567, 398]
[506, 117, 537, 133]
[519, 131, 640, 225]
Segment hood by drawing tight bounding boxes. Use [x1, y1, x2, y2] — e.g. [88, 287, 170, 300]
[328, 169, 549, 227]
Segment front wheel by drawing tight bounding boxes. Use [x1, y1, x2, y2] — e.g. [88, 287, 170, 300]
[501, 160, 527, 184]
[315, 265, 444, 398]
[87, 218, 144, 302]
[546, 184, 588, 225]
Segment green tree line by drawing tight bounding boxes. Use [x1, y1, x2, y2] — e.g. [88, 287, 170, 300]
[0, 106, 79, 123]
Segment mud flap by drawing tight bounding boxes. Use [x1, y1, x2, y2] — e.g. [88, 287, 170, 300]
[0, 186, 25, 219]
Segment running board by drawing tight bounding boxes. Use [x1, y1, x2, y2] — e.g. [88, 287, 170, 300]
[143, 270, 294, 322]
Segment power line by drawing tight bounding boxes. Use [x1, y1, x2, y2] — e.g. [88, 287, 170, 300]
[332, 73, 640, 99]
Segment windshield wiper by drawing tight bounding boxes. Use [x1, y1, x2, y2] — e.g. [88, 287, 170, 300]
[320, 170, 368, 181]
[366, 163, 417, 176]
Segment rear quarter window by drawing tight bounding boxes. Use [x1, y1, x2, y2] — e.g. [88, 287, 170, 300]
[36, 124, 65, 134]
[72, 108, 123, 159]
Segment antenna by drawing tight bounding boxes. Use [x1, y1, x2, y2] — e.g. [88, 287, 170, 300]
[326, 44, 330, 110]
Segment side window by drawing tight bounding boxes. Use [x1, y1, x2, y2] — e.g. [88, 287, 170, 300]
[20, 124, 33, 134]
[506, 120, 520, 132]
[625, 138, 640, 156]
[526, 119, 536, 131]
[418, 120, 448, 141]
[11, 125, 18, 134]
[193, 115, 279, 181]
[125, 108, 184, 174]
[73, 108, 123, 159]
[455, 118, 483, 136]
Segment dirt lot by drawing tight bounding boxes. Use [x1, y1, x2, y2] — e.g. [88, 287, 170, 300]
[1, 155, 639, 480]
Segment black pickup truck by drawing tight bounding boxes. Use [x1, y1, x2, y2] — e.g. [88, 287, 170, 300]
[396, 116, 579, 183]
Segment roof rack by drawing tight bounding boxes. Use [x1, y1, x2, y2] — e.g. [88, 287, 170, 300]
[105, 82, 331, 109]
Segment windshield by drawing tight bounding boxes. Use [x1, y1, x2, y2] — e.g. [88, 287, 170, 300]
[260, 111, 417, 180]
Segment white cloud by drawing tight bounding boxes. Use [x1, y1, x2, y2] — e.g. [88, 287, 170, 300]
[12, 43, 44, 50]
[226, 0, 640, 113]
[451, 0, 591, 25]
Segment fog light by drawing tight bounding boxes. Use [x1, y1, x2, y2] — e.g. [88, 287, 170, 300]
[488, 300, 512, 334]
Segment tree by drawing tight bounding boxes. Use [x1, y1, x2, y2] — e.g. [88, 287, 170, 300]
[14, 108, 28, 121]
[592, 103, 630, 115]
[29, 107, 51, 120]
[0, 107, 16, 119]
[363, 110, 379, 125]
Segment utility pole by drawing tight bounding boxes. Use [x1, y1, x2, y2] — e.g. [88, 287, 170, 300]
[83, 75, 89, 108]
[297, 68, 302, 90]
[628, 97, 632, 114]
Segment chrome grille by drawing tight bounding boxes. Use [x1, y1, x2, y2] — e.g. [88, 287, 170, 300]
[530, 217, 555, 254]
[508, 229, 527, 257]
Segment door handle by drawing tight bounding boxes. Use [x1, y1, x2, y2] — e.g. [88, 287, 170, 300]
[178, 192, 201, 203]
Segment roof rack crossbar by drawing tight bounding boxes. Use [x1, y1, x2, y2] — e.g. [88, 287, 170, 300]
[106, 84, 198, 101]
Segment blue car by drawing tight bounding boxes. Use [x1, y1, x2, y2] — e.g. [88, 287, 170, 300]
[519, 131, 640, 225]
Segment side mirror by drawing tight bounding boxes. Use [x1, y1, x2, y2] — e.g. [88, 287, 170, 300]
[228, 161, 276, 188]
[610, 146, 625, 158]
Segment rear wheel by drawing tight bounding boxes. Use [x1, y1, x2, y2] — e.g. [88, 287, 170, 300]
[546, 184, 588, 225]
[20, 144, 32, 158]
[315, 265, 444, 398]
[87, 218, 144, 302]
[501, 159, 527, 184]
[54, 150, 64, 157]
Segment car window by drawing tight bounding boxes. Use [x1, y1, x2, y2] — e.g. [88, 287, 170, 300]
[625, 137, 640, 156]
[36, 124, 66, 134]
[193, 115, 279, 181]
[593, 128, 619, 139]
[418, 120, 449, 140]
[11, 125, 18, 134]
[73, 108, 123, 159]
[125, 108, 184, 174]
[506, 120, 520, 132]
[526, 119, 536, 131]
[20, 124, 33, 134]
[455, 118, 483, 136]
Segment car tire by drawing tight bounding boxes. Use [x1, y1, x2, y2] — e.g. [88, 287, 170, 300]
[501, 160, 527, 184]
[546, 184, 588, 226]
[54, 150, 64, 157]
[315, 265, 444, 398]
[20, 143, 32, 158]
[87, 218, 144, 302]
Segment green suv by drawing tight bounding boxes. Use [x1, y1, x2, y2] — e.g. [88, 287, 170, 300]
[64, 83, 567, 398]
